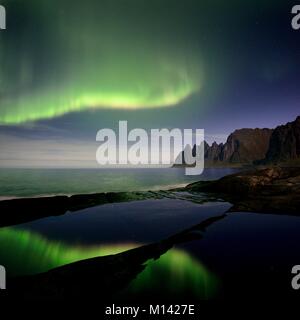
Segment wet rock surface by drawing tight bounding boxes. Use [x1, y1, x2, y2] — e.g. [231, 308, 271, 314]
[185, 167, 300, 214]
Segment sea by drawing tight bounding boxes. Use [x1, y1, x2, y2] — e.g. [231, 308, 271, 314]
[0, 167, 299, 299]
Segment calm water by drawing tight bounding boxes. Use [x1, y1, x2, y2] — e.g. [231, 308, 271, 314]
[1, 197, 300, 299]
[0, 167, 239, 198]
[0, 167, 299, 299]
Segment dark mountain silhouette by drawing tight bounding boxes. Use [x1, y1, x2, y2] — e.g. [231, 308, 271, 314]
[260, 116, 300, 164]
[176, 116, 300, 166]
[205, 128, 273, 164]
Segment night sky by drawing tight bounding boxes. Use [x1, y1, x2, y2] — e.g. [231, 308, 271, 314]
[0, 0, 299, 167]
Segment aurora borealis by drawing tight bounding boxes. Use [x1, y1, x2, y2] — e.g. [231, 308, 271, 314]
[0, 0, 299, 166]
[0, 0, 202, 124]
[1, 1, 300, 301]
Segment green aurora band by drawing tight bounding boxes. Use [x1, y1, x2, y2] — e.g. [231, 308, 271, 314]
[0, 227, 218, 298]
[0, 0, 203, 124]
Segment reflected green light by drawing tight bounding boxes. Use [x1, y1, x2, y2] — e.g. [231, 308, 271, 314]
[0, 227, 218, 299]
[125, 249, 218, 299]
[0, 227, 136, 276]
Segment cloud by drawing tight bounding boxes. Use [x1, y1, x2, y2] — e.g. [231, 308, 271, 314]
[0, 133, 98, 168]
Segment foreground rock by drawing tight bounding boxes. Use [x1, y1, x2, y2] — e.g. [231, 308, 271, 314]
[0, 190, 217, 228]
[185, 167, 300, 214]
[0, 191, 162, 227]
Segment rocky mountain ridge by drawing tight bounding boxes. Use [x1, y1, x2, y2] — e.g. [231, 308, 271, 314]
[176, 116, 300, 166]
